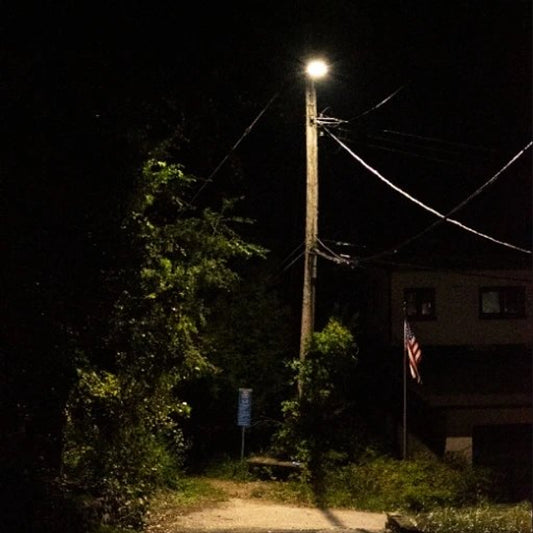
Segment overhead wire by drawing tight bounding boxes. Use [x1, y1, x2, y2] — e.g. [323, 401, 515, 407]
[280, 250, 305, 273]
[349, 130, 500, 166]
[316, 237, 357, 267]
[344, 139, 463, 166]
[324, 127, 532, 255]
[361, 140, 533, 261]
[183, 69, 530, 285]
[313, 241, 532, 283]
[381, 129, 497, 154]
[278, 241, 305, 272]
[348, 84, 407, 122]
[265, 241, 305, 284]
[189, 83, 288, 204]
[364, 132, 490, 163]
[315, 246, 352, 266]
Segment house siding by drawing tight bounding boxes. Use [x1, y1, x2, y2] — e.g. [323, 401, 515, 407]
[382, 267, 532, 498]
[390, 269, 533, 346]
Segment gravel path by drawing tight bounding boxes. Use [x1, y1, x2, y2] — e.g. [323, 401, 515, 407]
[149, 497, 387, 531]
[146, 480, 387, 532]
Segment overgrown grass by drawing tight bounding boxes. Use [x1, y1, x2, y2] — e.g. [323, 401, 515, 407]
[204, 453, 499, 512]
[413, 502, 532, 533]
[201, 454, 256, 481]
[148, 477, 227, 515]
[319, 453, 496, 512]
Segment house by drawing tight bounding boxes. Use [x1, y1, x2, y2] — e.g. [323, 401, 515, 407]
[384, 266, 532, 499]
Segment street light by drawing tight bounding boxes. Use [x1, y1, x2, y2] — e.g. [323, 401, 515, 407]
[299, 59, 328, 394]
[305, 59, 328, 79]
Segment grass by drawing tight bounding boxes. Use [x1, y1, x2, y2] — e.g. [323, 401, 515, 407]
[171, 455, 532, 533]
[147, 472, 532, 533]
[144, 477, 229, 533]
[413, 502, 532, 533]
[148, 477, 228, 515]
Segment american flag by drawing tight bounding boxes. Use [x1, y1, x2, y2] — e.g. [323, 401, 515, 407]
[404, 320, 422, 384]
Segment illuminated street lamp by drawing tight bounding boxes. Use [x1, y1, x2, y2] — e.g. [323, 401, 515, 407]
[299, 59, 328, 394]
[305, 59, 328, 79]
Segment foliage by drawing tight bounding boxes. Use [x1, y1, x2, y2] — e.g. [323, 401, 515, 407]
[222, 454, 502, 514]
[323, 452, 496, 512]
[204, 453, 497, 514]
[63, 159, 266, 529]
[271, 317, 359, 498]
[413, 501, 532, 533]
[147, 478, 227, 518]
[201, 455, 258, 481]
[181, 273, 295, 463]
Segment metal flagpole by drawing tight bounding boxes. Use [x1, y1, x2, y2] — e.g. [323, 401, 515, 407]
[402, 304, 407, 460]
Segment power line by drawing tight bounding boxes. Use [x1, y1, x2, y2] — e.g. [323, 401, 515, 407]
[267, 242, 305, 283]
[316, 238, 357, 267]
[279, 241, 305, 271]
[346, 139, 465, 166]
[348, 84, 407, 122]
[381, 129, 497, 154]
[363, 140, 533, 260]
[314, 242, 532, 283]
[190, 84, 288, 203]
[334, 126, 498, 167]
[315, 246, 352, 266]
[324, 128, 532, 255]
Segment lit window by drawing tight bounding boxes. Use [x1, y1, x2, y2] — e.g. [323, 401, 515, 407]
[404, 288, 436, 320]
[479, 287, 525, 318]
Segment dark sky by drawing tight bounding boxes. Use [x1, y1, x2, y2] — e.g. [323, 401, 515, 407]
[3, 1, 532, 305]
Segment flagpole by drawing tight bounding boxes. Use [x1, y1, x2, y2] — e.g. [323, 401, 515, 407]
[402, 303, 407, 460]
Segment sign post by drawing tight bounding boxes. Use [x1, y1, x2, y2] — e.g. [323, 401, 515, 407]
[237, 388, 252, 461]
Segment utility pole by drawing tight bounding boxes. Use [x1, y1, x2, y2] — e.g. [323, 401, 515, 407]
[299, 59, 327, 396]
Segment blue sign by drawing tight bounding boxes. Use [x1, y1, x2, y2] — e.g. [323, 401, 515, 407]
[237, 388, 252, 427]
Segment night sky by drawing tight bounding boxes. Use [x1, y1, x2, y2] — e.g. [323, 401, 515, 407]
[3, 1, 532, 322]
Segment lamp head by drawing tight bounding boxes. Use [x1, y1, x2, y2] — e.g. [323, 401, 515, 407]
[305, 59, 328, 79]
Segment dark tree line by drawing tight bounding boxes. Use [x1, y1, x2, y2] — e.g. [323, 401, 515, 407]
[1, 16, 297, 528]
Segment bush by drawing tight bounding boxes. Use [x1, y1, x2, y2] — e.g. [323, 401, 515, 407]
[272, 317, 359, 467]
[260, 451, 495, 512]
[329, 453, 495, 512]
[62, 367, 188, 529]
[60, 159, 266, 530]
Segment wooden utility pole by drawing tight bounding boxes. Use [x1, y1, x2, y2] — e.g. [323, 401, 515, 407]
[299, 76, 319, 395]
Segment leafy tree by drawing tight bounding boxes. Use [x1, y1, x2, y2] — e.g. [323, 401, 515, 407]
[63, 159, 266, 528]
[181, 271, 297, 463]
[272, 317, 359, 500]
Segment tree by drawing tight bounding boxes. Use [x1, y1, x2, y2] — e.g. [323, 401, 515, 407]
[181, 269, 298, 463]
[62, 159, 267, 528]
[272, 317, 360, 500]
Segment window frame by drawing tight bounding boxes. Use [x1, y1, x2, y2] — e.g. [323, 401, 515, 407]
[404, 287, 436, 321]
[479, 286, 526, 319]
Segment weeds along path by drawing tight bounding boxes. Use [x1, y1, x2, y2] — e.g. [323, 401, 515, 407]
[145, 478, 388, 532]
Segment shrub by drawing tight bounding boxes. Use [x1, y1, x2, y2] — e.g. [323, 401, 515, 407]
[272, 317, 359, 465]
[62, 367, 188, 529]
[292, 452, 497, 512]
[61, 159, 266, 530]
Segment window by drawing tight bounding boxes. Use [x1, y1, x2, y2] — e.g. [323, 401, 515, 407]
[480, 286, 526, 318]
[404, 288, 436, 320]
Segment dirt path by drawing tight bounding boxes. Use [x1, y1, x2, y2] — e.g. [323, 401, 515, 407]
[145, 480, 388, 532]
